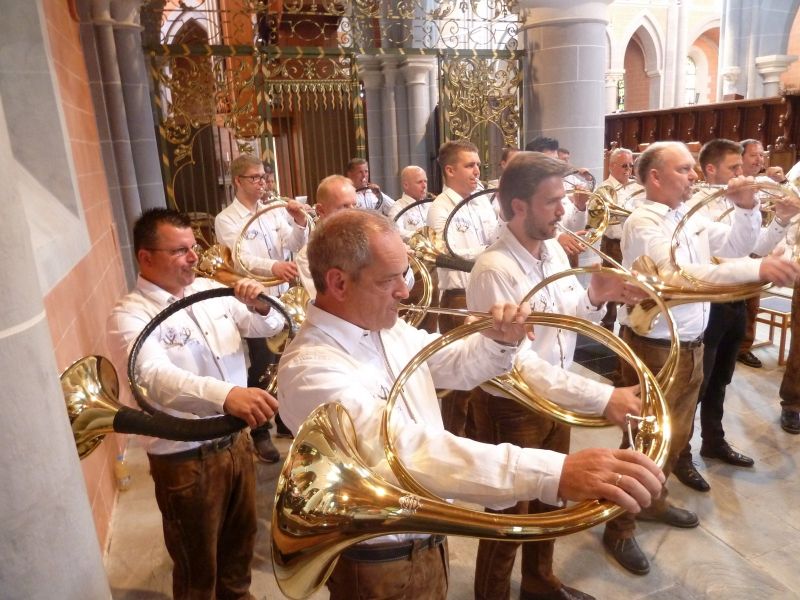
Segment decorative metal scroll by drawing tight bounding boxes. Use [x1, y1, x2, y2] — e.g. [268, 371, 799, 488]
[141, 0, 522, 211]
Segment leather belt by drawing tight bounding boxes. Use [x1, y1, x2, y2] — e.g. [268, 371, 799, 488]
[149, 432, 239, 462]
[631, 331, 704, 350]
[342, 535, 445, 563]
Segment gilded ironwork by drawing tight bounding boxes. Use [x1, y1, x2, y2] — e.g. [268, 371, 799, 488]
[440, 55, 522, 150]
[142, 0, 522, 210]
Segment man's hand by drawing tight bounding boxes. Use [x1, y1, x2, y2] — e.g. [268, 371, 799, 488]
[604, 385, 641, 427]
[233, 278, 269, 311]
[772, 194, 800, 224]
[286, 200, 309, 226]
[727, 175, 757, 209]
[766, 166, 786, 183]
[478, 302, 533, 345]
[272, 260, 299, 282]
[223, 386, 278, 428]
[557, 231, 586, 256]
[558, 448, 665, 514]
[759, 251, 800, 286]
[569, 187, 591, 211]
[587, 272, 647, 306]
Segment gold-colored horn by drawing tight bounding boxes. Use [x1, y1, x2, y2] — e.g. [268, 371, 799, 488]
[273, 313, 670, 599]
[584, 184, 635, 244]
[383, 313, 669, 499]
[622, 181, 794, 334]
[61, 355, 120, 459]
[232, 198, 314, 288]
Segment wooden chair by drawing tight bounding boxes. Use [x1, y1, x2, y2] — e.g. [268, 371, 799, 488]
[755, 294, 793, 366]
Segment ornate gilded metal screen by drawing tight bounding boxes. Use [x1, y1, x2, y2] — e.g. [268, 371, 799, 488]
[141, 0, 522, 219]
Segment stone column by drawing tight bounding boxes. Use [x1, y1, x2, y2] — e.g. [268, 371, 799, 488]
[111, 0, 166, 211]
[91, 0, 145, 239]
[755, 55, 798, 97]
[356, 55, 385, 184]
[520, 0, 613, 178]
[381, 56, 401, 198]
[605, 70, 624, 113]
[400, 56, 436, 172]
[0, 96, 111, 598]
[721, 66, 742, 99]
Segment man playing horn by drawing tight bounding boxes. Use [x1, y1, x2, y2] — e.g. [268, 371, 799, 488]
[599, 147, 643, 332]
[215, 154, 309, 461]
[276, 209, 665, 600]
[106, 208, 283, 599]
[389, 165, 430, 241]
[602, 141, 800, 576]
[673, 139, 798, 492]
[427, 139, 499, 436]
[346, 157, 396, 216]
[466, 151, 643, 600]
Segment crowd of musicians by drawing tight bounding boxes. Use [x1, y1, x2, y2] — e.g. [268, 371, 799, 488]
[106, 136, 800, 600]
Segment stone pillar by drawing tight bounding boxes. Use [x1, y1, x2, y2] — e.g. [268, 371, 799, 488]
[0, 96, 111, 598]
[520, 0, 612, 178]
[381, 56, 401, 198]
[91, 0, 145, 240]
[400, 56, 436, 173]
[755, 55, 798, 97]
[718, 0, 745, 100]
[357, 55, 385, 185]
[111, 0, 166, 211]
[605, 70, 624, 114]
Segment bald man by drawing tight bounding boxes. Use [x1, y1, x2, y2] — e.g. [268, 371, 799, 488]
[389, 165, 430, 241]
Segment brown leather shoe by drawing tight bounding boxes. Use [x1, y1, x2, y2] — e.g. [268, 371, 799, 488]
[636, 504, 699, 528]
[521, 585, 595, 600]
[674, 459, 710, 492]
[602, 534, 650, 575]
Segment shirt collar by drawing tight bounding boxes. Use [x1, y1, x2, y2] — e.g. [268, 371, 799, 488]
[135, 275, 196, 306]
[231, 196, 257, 218]
[497, 226, 550, 275]
[305, 303, 373, 355]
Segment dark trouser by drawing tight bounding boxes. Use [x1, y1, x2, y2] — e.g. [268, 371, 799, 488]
[148, 434, 257, 600]
[679, 301, 745, 461]
[438, 288, 472, 437]
[738, 295, 760, 354]
[245, 338, 277, 440]
[600, 236, 622, 330]
[470, 388, 571, 599]
[326, 539, 449, 600]
[604, 329, 704, 540]
[780, 284, 800, 411]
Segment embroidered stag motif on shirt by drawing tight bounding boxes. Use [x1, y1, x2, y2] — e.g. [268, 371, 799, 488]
[160, 326, 193, 347]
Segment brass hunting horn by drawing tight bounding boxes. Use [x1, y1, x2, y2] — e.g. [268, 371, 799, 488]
[61, 289, 294, 459]
[272, 312, 670, 598]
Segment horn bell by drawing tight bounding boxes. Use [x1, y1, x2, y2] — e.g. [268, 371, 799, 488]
[61, 355, 120, 460]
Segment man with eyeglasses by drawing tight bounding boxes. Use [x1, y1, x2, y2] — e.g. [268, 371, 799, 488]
[216, 154, 309, 460]
[599, 147, 642, 332]
[107, 208, 284, 599]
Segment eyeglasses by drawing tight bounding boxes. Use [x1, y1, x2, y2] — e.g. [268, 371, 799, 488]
[618, 163, 634, 169]
[238, 173, 267, 183]
[144, 244, 202, 258]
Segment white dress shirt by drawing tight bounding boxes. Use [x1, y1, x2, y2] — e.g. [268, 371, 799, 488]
[214, 197, 308, 294]
[468, 227, 610, 415]
[355, 187, 396, 216]
[277, 304, 565, 515]
[619, 198, 762, 341]
[685, 188, 788, 258]
[106, 276, 285, 455]
[427, 186, 500, 291]
[602, 175, 644, 240]
[388, 193, 429, 241]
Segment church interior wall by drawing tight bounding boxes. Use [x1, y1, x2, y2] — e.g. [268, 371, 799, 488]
[37, 0, 129, 551]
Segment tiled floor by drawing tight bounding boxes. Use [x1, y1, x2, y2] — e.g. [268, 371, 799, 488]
[105, 331, 800, 599]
